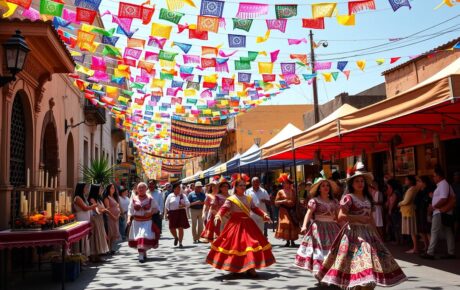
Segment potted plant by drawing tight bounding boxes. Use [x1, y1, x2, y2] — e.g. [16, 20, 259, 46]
[80, 156, 114, 186]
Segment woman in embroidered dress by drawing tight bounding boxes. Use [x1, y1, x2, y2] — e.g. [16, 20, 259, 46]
[206, 176, 275, 277]
[315, 169, 407, 289]
[200, 178, 231, 243]
[103, 183, 121, 254]
[164, 183, 190, 248]
[88, 184, 110, 263]
[127, 182, 160, 263]
[73, 182, 97, 257]
[275, 173, 300, 247]
[294, 178, 340, 274]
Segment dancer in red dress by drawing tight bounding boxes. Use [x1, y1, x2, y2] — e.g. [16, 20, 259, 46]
[200, 177, 231, 243]
[206, 176, 276, 277]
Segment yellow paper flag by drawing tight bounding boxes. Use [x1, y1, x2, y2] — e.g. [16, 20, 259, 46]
[184, 88, 197, 96]
[376, 59, 385, 65]
[337, 14, 355, 26]
[151, 78, 166, 88]
[258, 62, 274, 74]
[159, 59, 176, 68]
[106, 86, 118, 98]
[166, 0, 196, 11]
[127, 38, 146, 48]
[356, 60, 366, 71]
[76, 65, 95, 76]
[256, 30, 271, 43]
[151, 22, 173, 39]
[312, 3, 337, 19]
[2, 1, 18, 18]
[204, 74, 218, 83]
[322, 73, 332, 82]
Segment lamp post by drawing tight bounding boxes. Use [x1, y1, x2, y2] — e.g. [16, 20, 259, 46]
[309, 30, 328, 124]
[0, 30, 30, 87]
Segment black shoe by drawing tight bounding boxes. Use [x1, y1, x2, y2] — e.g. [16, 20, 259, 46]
[174, 238, 179, 246]
[420, 253, 435, 260]
[179, 243, 183, 248]
[290, 242, 298, 248]
[441, 254, 456, 259]
[284, 241, 290, 247]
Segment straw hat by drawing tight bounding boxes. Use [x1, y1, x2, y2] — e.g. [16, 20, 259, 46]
[346, 161, 374, 184]
[309, 178, 339, 195]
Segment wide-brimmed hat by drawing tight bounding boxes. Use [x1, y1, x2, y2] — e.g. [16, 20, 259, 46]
[218, 177, 231, 188]
[195, 181, 203, 187]
[278, 173, 293, 184]
[346, 162, 373, 184]
[309, 178, 339, 195]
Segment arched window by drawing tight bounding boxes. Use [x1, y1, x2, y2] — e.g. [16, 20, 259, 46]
[9, 95, 26, 186]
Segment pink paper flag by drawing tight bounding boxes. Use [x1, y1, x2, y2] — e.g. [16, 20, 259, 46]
[288, 38, 308, 45]
[62, 8, 78, 23]
[183, 55, 201, 64]
[236, 3, 269, 19]
[266, 19, 287, 33]
[22, 7, 40, 21]
[314, 61, 332, 70]
[343, 70, 350, 80]
[145, 51, 159, 61]
[219, 50, 239, 57]
[135, 75, 150, 84]
[270, 50, 280, 62]
[148, 36, 167, 49]
[202, 90, 214, 99]
[124, 47, 142, 59]
[216, 62, 229, 72]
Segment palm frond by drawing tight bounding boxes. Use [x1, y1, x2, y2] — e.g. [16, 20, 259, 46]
[79, 157, 114, 186]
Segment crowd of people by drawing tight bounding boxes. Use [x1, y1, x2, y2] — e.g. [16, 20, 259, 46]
[69, 162, 458, 289]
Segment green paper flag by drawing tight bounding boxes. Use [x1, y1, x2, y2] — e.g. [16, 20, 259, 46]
[235, 60, 251, 70]
[159, 8, 184, 25]
[275, 4, 297, 19]
[122, 90, 134, 97]
[232, 18, 253, 32]
[91, 27, 116, 37]
[40, 0, 64, 16]
[248, 51, 259, 61]
[160, 72, 174, 80]
[331, 72, 339, 81]
[159, 50, 178, 61]
[130, 82, 145, 89]
[102, 45, 121, 58]
[187, 98, 198, 104]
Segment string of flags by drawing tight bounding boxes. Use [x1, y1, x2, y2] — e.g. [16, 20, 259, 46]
[1, 0, 456, 174]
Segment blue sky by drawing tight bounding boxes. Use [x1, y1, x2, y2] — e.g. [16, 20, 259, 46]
[100, 0, 460, 106]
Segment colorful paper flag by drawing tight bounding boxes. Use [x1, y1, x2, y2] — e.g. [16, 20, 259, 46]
[258, 62, 274, 74]
[159, 8, 184, 24]
[337, 14, 355, 26]
[388, 0, 411, 11]
[236, 2, 268, 19]
[281, 63, 296, 75]
[256, 30, 270, 43]
[275, 4, 297, 19]
[235, 60, 251, 70]
[172, 42, 192, 53]
[232, 18, 253, 32]
[311, 3, 337, 19]
[118, 2, 142, 19]
[197, 15, 220, 33]
[302, 18, 325, 29]
[356, 60, 366, 71]
[228, 34, 247, 48]
[200, 0, 225, 17]
[40, 0, 64, 16]
[348, 0, 376, 15]
[337, 61, 348, 71]
[189, 29, 208, 40]
[151, 22, 173, 39]
[266, 19, 287, 33]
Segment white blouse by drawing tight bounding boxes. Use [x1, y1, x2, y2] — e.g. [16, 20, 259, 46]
[165, 193, 190, 211]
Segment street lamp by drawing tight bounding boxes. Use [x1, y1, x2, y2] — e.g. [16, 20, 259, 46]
[309, 30, 328, 124]
[0, 30, 30, 87]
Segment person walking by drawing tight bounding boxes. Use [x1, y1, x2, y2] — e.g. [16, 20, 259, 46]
[127, 182, 160, 263]
[200, 180, 219, 243]
[102, 183, 121, 255]
[118, 187, 130, 241]
[206, 176, 275, 278]
[165, 183, 190, 248]
[275, 173, 300, 247]
[421, 167, 456, 259]
[246, 177, 271, 236]
[147, 180, 164, 236]
[73, 182, 97, 257]
[398, 175, 419, 254]
[200, 178, 231, 243]
[88, 184, 110, 263]
[294, 178, 340, 274]
[187, 181, 206, 243]
[316, 169, 407, 289]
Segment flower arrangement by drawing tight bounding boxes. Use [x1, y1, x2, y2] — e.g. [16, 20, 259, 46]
[13, 212, 75, 230]
[54, 213, 75, 226]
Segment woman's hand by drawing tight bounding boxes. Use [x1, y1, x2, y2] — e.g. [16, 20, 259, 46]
[300, 226, 307, 235]
[214, 215, 222, 226]
[263, 214, 272, 224]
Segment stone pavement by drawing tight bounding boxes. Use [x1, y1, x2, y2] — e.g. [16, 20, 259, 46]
[10, 222, 460, 290]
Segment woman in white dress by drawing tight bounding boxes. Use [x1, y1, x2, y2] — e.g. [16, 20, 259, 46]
[370, 181, 384, 238]
[73, 182, 97, 257]
[127, 182, 160, 263]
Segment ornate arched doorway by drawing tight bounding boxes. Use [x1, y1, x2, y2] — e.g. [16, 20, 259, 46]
[9, 95, 26, 187]
[41, 110, 59, 185]
[66, 133, 75, 189]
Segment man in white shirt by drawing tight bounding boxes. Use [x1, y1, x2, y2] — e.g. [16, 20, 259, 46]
[422, 167, 456, 259]
[245, 177, 271, 236]
[148, 180, 164, 236]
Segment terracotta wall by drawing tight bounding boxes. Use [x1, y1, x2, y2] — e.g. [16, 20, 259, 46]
[384, 51, 460, 98]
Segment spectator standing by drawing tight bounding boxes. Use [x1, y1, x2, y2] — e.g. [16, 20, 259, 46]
[188, 181, 206, 243]
[102, 184, 121, 255]
[415, 176, 434, 252]
[246, 177, 271, 236]
[421, 167, 456, 259]
[370, 181, 384, 238]
[385, 179, 402, 244]
[118, 187, 130, 240]
[398, 175, 418, 254]
[88, 184, 109, 263]
[73, 182, 97, 257]
[148, 180, 164, 236]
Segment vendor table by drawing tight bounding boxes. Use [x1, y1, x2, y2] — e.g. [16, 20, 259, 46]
[0, 221, 91, 290]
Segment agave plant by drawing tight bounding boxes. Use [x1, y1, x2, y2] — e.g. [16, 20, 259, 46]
[80, 157, 113, 186]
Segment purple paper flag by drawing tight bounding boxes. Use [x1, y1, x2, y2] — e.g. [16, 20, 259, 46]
[281, 63, 296, 75]
[266, 19, 287, 33]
